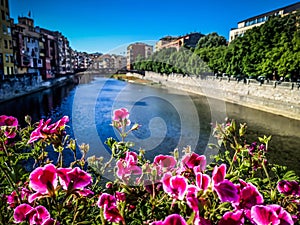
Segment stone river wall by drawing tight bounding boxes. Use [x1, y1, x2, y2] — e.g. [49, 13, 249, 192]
[128, 71, 300, 120]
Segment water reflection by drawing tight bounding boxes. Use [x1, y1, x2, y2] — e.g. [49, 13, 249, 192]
[0, 74, 299, 174]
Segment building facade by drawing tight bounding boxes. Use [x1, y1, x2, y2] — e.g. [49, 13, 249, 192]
[155, 32, 204, 51]
[0, 0, 14, 77]
[229, 2, 300, 42]
[11, 16, 76, 79]
[126, 42, 153, 70]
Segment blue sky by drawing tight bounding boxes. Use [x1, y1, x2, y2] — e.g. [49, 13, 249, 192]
[10, 0, 299, 54]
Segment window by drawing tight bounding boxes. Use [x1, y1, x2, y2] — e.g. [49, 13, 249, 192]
[1, 10, 4, 20]
[5, 54, 9, 63]
[7, 26, 10, 34]
[10, 54, 13, 63]
[2, 24, 7, 33]
[4, 39, 7, 49]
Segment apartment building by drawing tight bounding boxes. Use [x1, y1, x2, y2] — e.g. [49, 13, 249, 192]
[90, 54, 126, 72]
[155, 32, 204, 51]
[229, 2, 300, 42]
[126, 42, 153, 70]
[0, 0, 14, 77]
[11, 16, 74, 79]
[12, 17, 43, 77]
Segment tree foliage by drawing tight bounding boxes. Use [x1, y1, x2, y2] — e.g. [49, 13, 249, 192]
[134, 11, 300, 80]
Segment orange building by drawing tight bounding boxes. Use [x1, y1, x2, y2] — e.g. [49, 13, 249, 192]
[126, 42, 153, 70]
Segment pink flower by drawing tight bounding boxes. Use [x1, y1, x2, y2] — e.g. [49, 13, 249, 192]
[212, 164, 226, 186]
[103, 206, 124, 223]
[57, 167, 92, 190]
[116, 151, 142, 183]
[235, 180, 264, 210]
[7, 187, 31, 207]
[195, 172, 211, 191]
[211, 164, 239, 203]
[151, 214, 187, 225]
[0, 115, 18, 138]
[14, 204, 54, 225]
[47, 116, 69, 134]
[97, 193, 117, 208]
[28, 119, 51, 143]
[181, 153, 206, 172]
[251, 204, 294, 225]
[218, 210, 244, 225]
[28, 164, 57, 203]
[112, 108, 131, 128]
[186, 185, 200, 211]
[154, 154, 177, 172]
[214, 180, 239, 203]
[28, 116, 69, 143]
[277, 180, 300, 196]
[162, 172, 188, 200]
[97, 193, 124, 223]
[27, 206, 51, 225]
[113, 108, 130, 121]
[14, 203, 33, 223]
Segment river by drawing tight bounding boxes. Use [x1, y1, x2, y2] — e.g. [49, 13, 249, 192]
[1, 74, 300, 174]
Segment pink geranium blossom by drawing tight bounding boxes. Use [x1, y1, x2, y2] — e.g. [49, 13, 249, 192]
[251, 204, 294, 225]
[14, 203, 33, 223]
[7, 187, 31, 208]
[154, 154, 177, 173]
[113, 108, 130, 121]
[151, 214, 187, 225]
[214, 180, 239, 203]
[28, 164, 57, 203]
[14, 204, 55, 225]
[195, 172, 211, 191]
[112, 108, 131, 128]
[212, 164, 226, 186]
[277, 180, 300, 196]
[212, 164, 239, 203]
[0, 115, 18, 138]
[103, 205, 124, 223]
[116, 151, 142, 183]
[235, 180, 264, 210]
[218, 210, 244, 225]
[162, 172, 188, 200]
[97, 193, 117, 208]
[97, 193, 124, 223]
[28, 116, 69, 143]
[186, 185, 200, 211]
[57, 167, 92, 190]
[181, 153, 206, 172]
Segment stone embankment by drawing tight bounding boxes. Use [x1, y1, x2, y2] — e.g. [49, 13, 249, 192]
[128, 71, 300, 120]
[0, 74, 79, 103]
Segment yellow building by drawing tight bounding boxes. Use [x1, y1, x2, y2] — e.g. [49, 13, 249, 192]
[0, 0, 14, 77]
[229, 2, 300, 42]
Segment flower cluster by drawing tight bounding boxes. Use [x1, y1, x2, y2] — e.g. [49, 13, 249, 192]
[7, 163, 93, 224]
[28, 163, 93, 203]
[0, 115, 18, 139]
[113, 148, 298, 225]
[0, 110, 299, 225]
[14, 204, 58, 225]
[28, 116, 69, 144]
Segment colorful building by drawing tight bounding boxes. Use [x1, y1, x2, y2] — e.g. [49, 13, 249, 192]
[126, 42, 153, 70]
[155, 32, 204, 51]
[0, 0, 14, 78]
